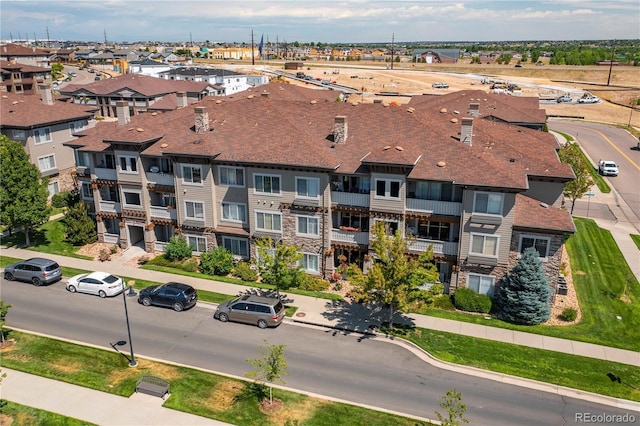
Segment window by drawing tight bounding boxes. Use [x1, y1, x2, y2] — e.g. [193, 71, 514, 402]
[70, 121, 85, 135]
[33, 127, 51, 144]
[297, 216, 319, 236]
[123, 191, 142, 207]
[296, 177, 319, 198]
[467, 273, 495, 296]
[118, 156, 138, 173]
[256, 211, 282, 232]
[221, 202, 246, 222]
[12, 129, 26, 141]
[186, 235, 207, 254]
[81, 182, 93, 199]
[299, 253, 319, 273]
[474, 192, 503, 215]
[374, 178, 401, 199]
[220, 166, 244, 186]
[254, 174, 281, 195]
[47, 181, 59, 197]
[519, 235, 550, 259]
[185, 201, 204, 220]
[182, 165, 202, 184]
[470, 234, 499, 257]
[222, 237, 249, 258]
[37, 154, 56, 171]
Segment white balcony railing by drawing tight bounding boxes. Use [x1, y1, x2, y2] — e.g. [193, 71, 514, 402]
[146, 172, 175, 187]
[406, 198, 462, 216]
[149, 206, 177, 221]
[408, 239, 458, 256]
[331, 229, 370, 245]
[154, 241, 168, 252]
[94, 167, 117, 181]
[98, 200, 121, 213]
[103, 233, 119, 244]
[331, 191, 370, 207]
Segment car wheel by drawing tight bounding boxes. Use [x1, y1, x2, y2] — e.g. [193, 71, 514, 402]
[142, 297, 152, 307]
[68, 285, 77, 293]
[218, 312, 229, 322]
[172, 302, 184, 312]
[257, 319, 268, 329]
[32, 277, 42, 286]
[98, 290, 107, 298]
[4, 272, 14, 281]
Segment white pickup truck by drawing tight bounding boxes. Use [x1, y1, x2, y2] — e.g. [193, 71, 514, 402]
[598, 160, 619, 176]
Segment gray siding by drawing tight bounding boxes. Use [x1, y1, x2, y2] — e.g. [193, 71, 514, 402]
[175, 162, 216, 228]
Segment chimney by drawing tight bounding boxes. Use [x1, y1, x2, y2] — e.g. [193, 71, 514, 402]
[194, 106, 209, 134]
[176, 91, 187, 108]
[116, 100, 131, 126]
[333, 116, 348, 144]
[37, 83, 53, 105]
[469, 103, 480, 117]
[461, 117, 473, 146]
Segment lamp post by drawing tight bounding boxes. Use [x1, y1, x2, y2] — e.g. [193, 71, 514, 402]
[111, 287, 138, 367]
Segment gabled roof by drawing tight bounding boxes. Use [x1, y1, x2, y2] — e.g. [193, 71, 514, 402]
[158, 67, 243, 78]
[59, 74, 214, 97]
[0, 44, 50, 57]
[513, 194, 575, 233]
[0, 60, 51, 73]
[1, 92, 97, 128]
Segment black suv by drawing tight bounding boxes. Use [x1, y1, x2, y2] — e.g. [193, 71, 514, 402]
[4, 257, 62, 286]
[138, 282, 197, 312]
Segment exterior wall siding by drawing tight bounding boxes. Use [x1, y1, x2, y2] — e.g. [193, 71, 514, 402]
[369, 172, 406, 214]
[175, 161, 216, 228]
[523, 181, 565, 208]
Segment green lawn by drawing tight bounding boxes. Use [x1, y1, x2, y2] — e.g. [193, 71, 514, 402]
[1, 401, 95, 426]
[631, 234, 640, 251]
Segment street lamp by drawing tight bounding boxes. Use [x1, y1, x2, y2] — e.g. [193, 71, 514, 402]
[110, 287, 138, 367]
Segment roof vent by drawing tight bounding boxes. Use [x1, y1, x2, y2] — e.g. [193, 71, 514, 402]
[136, 128, 144, 132]
[509, 158, 516, 162]
[437, 161, 446, 167]
[440, 108, 447, 113]
[215, 99, 222, 104]
[383, 145, 391, 151]
[450, 118, 458, 123]
[160, 143, 168, 148]
[540, 202, 549, 208]
[406, 107, 415, 113]
[395, 146, 404, 151]
[247, 95, 254, 99]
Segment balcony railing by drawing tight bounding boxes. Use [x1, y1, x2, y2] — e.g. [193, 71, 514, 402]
[149, 206, 177, 221]
[154, 241, 168, 252]
[103, 233, 119, 244]
[406, 198, 462, 216]
[94, 167, 117, 181]
[98, 200, 121, 213]
[331, 191, 370, 207]
[146, 171, 175, 187]
[408, 238, 458, 256]
[331, 229, 370, 245]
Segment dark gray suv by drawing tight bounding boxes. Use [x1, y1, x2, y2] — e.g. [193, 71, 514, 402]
[214, 295, 285, 328]
[4, 257, 62, 286]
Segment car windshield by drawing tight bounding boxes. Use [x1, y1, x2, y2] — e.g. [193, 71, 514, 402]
[274, 301, 284, 312]
[103, 275, 120, 284]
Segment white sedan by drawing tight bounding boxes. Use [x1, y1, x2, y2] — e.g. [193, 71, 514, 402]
[66, 272, 124, 298]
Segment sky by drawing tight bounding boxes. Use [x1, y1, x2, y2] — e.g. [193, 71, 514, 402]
[1, 1, 638, 44]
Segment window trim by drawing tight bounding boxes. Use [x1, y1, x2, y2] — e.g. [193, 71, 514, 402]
[253, 173, 281, 196]
[69, 121, 85, 135]
[467, 273, 495, 297]
[299, 252, 320, 273]
[295, 176, 320, 199]
[373, 178, 402, 200]
[185, 234, 207, 255]
[255, 210, 282, 233]
[219, 165, 245, 187]
[33, 127, 52, 144]
[296, 215, 320, 237]
[118, 155, 139, 174]
[518, 234, 551, 261]
[184, 200, 205, 220]
[469, 232, 500, 258]
[222, 236, 249, 258]
[221, 202, 247, 223]
[121, 190, 142, 208]
[37, 154, 56, 171]
[181, 164, 203, 185]
[81, 182, 94, 199]
[472, 191, 504, 216]
[12, 129, 26, 141]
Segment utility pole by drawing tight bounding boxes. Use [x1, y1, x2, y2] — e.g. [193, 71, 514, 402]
[390, 33, 395, 70]
[103, 29, 107, 46]
[251, 30, 255, 66]
[607, 41, 616, 86]
[46, 27, 51, 48]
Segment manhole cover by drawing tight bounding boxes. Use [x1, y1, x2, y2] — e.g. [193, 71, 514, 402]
[295, 312, 306, 317]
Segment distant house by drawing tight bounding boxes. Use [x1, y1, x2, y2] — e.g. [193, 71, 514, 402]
[0, 43, 51, 68]
[157, 67, 268, 96]
[413, 49, 460, 64]
[0, 60, 52, 94]
[128, 59, 173, 78]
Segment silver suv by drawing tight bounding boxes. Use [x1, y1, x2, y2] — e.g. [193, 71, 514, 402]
[4, 257, 62, 286]
[214, 295, 285, 328]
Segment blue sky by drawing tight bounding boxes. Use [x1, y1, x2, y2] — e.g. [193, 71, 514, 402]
[1, 1, 638, 44]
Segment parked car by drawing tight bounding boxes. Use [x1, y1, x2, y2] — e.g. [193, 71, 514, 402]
[88, 68, 94, 73]
[578, 95, 600, 104]
[557, 95, 572, 103]
[4, 257, 62, 286]
[432, 82, 449, 88]
[138, 282, 197, 312]
[66, 272, 124, 298]
[214, 295, 285, 328]
[598, 160, 619, 176]
[94, 76, 101, 81]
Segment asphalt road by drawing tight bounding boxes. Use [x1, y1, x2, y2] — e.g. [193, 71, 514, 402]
[2, 278, 635, 425]
[549, 119, 640, 223]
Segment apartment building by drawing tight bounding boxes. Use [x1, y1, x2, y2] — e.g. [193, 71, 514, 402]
[66, 83, 575, 297]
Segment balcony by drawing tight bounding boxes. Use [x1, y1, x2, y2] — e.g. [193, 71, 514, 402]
[408, 238, 458, 256]
[94, 167, 117, 181]
[154, 241, 168, 252]
[99, 200, 121, 213]
[331, 229, 370, 245]
[331, 191, 370, 207]
[149, 206, 177, 221]
[103, 233, 119, 244]
[146, 171, 175, 187]
[406, 198, 462, 216]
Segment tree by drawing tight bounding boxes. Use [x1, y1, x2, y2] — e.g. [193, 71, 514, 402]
[0, 301, 11, 344]
[255, 237, 303, 296]
[246, 339, 289, 405]
[164, 235, 193, 262]
[62, 201, 97, 245]
[435, 389, 469, 426]
[200, 246, 234, 276]
[347, 221, 439, 329]
[558, 141, 594, 214]
[0, 135, 51, 246]
[496, 247, 552, 325]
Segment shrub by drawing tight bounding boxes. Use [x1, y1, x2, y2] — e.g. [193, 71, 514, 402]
[164, 235, 192, 262]
[182, 258, 198, 273]
[453, 287, 492, 314]
[98, 249, 111, 262]
[297, 275, 330, 292]
[146, 255, 183, 269]
[232, 261, 258, 282]
[62, 201, 97, 245]
[433, 295, 456, 311]
[51, 191, 70, 208]
[559, 307, 578, 322]
[199, 246, 234, 276]
[110, 245, 118, 254]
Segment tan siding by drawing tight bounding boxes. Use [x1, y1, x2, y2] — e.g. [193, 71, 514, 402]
[369, 173, 405, 213]
[114, 150, 142, 184]
[176, 162, 215, 228]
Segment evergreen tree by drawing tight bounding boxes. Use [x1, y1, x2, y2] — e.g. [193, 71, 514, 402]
[63, 201, 97, 245]
[496, 247, 552, 325]
[0, 135, 51, 246]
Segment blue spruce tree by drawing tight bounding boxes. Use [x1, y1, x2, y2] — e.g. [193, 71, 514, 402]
[496, 247, 551, 325]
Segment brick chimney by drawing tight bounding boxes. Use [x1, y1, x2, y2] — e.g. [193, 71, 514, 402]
[333, 116, 348, 144]
[37, 83, 53, 105]
[461, 117, 473, 146]
[194, 106, 209, 134]
[177, 91, 187, 108]
[468, 103, 480, 117]
[116, 100, 131, 126]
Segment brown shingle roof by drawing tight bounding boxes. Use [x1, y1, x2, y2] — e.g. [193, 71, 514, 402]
[1, 92, 97, 128]
[60, 73, 214, 97]
[513, 194, 575, 233]
[0, 43, 50, 57]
